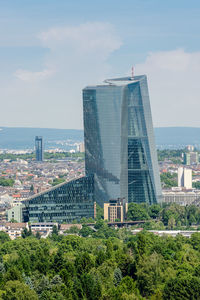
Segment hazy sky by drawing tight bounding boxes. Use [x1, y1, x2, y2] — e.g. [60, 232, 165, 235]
[1, 0, 200, 129]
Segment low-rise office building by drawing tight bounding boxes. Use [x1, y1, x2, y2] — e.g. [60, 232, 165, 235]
[30, 222, 58, 238]
[30, 222, 58, 232]
[104, 199, 128, 222]
[163, 190, 200, 206]
[3, 222, 28, 240]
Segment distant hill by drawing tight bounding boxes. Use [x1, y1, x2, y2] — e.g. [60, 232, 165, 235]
[0, 126, 200, 150]
[0, 127, 83, 150]
[154, 127, 200, 149]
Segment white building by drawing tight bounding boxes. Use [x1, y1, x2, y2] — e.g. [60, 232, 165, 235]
[178, 167, 192, 189]
[77, 142, 85, 153]
[186, 145, 194, 152]
[0, 222, 28, 240]
[163, 190, 200, 206]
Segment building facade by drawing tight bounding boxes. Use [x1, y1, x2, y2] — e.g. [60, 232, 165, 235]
[6, 204, 25, 223]
[184, 153, 190, 165]
[83, 75, 161, 206]
[77, 142, 85, 153]
[178, 167, 192, 189]
[163, 190, 200, 206]
[25, 175, 94, 223]
[104, 199, 128, 222]
[190, 152, 199, 165]
[35, 136, 43, 162]
[184, 152, 199, 165]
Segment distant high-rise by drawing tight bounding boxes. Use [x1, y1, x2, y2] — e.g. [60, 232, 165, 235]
[184, 152, 199, 165]
[77, 142, 85, 153]
[83, 75, 162, 206]
[35, 136, 43, 162]
[190, 152, 199, 165]
[186, 145, 194, 152]
[178, 167, 192, 189]
[184, 153, 190, 165]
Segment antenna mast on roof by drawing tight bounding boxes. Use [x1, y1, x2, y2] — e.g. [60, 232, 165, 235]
[131, 66, 134, 79]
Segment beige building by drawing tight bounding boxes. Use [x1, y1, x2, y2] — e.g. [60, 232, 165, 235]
[104, 199, 128, 222]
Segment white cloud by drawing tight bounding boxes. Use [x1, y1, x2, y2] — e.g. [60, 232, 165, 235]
[4, 22, 122, 129]
[38, 22, 122, 58]
[15, 69, 54, 82]
[135, 49, 200, 127]
[6, 25, 200, 129]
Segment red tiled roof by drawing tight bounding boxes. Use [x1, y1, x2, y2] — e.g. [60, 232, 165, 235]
[12, 194, 21, 198]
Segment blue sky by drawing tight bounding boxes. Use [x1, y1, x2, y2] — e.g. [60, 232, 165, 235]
[1, 0, 200, 128]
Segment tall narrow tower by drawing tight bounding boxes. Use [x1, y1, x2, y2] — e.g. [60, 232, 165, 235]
[83, 75, 162, 207]
[35, 136, 43, 162]
[178, 167, 192, 189]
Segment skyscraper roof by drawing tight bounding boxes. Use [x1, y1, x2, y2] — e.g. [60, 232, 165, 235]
[84, 75, 145, 89]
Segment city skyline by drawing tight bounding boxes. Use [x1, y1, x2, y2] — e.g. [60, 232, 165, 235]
[1, 1, 200, 129]
[19, 73, 162, 223]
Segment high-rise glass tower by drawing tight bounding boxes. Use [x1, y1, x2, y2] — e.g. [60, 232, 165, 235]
[35, 136, 43, 162]
[83, 75, 162, 207]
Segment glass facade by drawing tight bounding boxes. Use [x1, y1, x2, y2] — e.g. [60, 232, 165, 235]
[83, 75, 162, 206]
[24, 74, 161, 224]
[25, 176, 94, 223]
[35, 136, 43, 162]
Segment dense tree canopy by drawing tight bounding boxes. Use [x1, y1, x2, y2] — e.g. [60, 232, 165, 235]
[127, 203, 150, 221]
[0, 213, 198, 299]
[0, 177, 14, 187]
[127, 202, 200, 230]
[160, 172, 177, 188]
[157, 149, 183, 162]
[50, 178, 66, 186]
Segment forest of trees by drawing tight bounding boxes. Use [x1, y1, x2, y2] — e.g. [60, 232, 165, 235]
[157, 149, 183, 163]
[0, 219, 200, 299]
[127, 202, 200, 230]
[0, 177, 14, 187]
[50, 178, 66, 186]
[160, 172, 177, 188]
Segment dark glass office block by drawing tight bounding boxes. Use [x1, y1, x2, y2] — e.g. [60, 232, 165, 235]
[25, 175, 94, 223]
